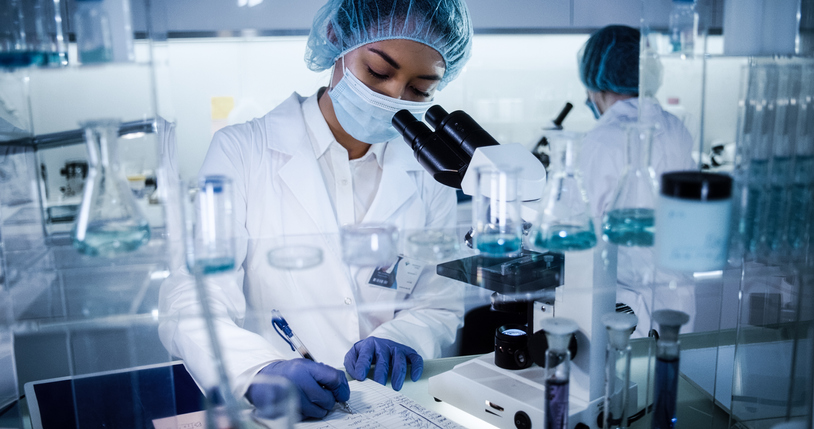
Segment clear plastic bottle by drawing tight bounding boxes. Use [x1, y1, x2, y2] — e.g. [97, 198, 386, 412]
[539, 317, 579, 429]
[72, 119, 151, 256]
[530, 132, 597, 251]
[602, 124, 658, 247]
[668, 0, 698, 55]
[74, 0, 113, 63]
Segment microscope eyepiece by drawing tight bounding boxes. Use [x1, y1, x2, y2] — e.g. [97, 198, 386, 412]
[392, 109, 468, 189]
[425, 105, 449, 130]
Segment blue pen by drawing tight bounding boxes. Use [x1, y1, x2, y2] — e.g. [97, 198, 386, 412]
[271, 309, 353, 414]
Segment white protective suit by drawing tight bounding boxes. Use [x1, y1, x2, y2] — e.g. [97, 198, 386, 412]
[580, 97, 697, 337]
[158, 92, 464, 397]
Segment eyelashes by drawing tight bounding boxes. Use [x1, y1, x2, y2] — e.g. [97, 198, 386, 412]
[366, 67, 432, 99]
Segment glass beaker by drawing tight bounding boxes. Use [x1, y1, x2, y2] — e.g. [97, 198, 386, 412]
[472, 166, 523, 258]
[530, 132, 597, 251]
[72, 119, 151, 256]
[0, 0, 67, 68]
[602, 124, 658, 247]
[184, 176, 236, 275]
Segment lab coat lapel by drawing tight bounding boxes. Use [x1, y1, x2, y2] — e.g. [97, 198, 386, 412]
[278, 143, 340, 237]
[362, 142, 419, 224]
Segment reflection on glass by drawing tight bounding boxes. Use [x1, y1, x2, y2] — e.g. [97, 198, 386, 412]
[72, 119, 151, 256]
[530, 132, 596, 251]
[340, 223, 398, 267]
[473, 166, 523, 258]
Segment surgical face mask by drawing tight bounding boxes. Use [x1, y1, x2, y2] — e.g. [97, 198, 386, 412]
[585, 97, 601, 120]
[329, 61, 433, 144]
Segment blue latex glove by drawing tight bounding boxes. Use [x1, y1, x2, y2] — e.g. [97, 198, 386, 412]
[246, 359, 350, 419]
[343, 336, 423, 391]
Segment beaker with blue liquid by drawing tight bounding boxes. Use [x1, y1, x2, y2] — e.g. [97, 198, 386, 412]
[530, 132, 597, 251]
[602, 123, 658, 247]
[72, 119, 151, 256]
[184, 176, 236, 275]
[472, 166, 524, 258]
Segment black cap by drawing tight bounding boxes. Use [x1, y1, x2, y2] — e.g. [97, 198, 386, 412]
[660, 171, 733, 200]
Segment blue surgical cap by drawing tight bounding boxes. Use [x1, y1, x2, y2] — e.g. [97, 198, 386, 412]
[578, 25, 641, 96]
[305, 0, 473, 90]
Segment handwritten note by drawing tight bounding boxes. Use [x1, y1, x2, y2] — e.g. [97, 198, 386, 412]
[297, 380, 464, 429]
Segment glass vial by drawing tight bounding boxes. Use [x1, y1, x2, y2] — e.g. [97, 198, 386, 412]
[473, 166, 523, 258]
[651, 310, 690, 429]
[184, 176, 236, 275]
[530, 132, 597, 251]
[539, 317, 579, 429]
[603, 124, 658, 247]
[655, 172, 732, 272]
[602, 312, 638, 429]
[0, 0, 67, 68]
[668, 0, 698, 55]
[72, 119, 150, 256]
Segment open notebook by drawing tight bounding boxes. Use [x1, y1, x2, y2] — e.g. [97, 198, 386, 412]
[297, 379, 464, 429]
[154, 379, 465, 429]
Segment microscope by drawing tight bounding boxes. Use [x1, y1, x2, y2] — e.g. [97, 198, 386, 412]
[393, 107, 634, 429]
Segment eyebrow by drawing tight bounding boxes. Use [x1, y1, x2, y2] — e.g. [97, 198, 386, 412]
[367, 47, 443, 82]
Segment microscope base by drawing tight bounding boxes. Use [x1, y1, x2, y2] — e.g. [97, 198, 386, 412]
[428, 353, 636, 429]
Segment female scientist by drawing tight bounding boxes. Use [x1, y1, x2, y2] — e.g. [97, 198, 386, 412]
[158, 0, 473, 419]
[577, 25, 696, 337]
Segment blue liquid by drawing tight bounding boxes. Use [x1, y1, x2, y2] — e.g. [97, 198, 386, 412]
[477, 234, 522, 256]
[80, 46, 113, 63]
[194, 257, 236, 275]
[544, 380, 569, 429]
[534, 225, 597, 251]
[0, 51, 65, 68]
[652, 358, 679, 429]
[603, 208, 655, 247]
[73, 221, 151, 257]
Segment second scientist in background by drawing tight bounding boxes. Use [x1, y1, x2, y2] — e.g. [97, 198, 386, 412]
[578, 25, 696, 337]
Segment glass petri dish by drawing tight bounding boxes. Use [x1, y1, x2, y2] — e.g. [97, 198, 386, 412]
[407, 229, 459, 261]
[267, 245, 323, 270]
[340, 223, 399, 267]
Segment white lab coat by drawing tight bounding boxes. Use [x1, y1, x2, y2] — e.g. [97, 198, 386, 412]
[580, 98, 697, 337]
[158, 92, 464, 397]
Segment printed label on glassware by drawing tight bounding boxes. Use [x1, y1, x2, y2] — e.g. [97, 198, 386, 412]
[368, 255, 424, 294]
[655, 196, 732, 272]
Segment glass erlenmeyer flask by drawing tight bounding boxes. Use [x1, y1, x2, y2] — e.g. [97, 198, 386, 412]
[530, 132, 597, 251]
[602, 123, 658, 247]
[72, 119, 150, 256]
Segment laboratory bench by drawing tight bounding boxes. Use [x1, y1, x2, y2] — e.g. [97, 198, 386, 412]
[0, 338, 737, 429]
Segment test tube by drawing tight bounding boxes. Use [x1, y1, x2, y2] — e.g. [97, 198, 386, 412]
[539, 317, 579, 429]
[602, 312, 638, 429]
[651, 310, 690, 429]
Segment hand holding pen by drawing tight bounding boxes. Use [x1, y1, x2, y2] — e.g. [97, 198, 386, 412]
[259, 309, 353, 416]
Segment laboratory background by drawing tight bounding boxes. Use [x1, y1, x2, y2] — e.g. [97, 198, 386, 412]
[0, 0, 812, 428]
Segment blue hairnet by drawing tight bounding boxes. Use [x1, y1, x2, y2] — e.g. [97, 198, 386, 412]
[305, 0, 473, 90]
[578, 25, 641, 96]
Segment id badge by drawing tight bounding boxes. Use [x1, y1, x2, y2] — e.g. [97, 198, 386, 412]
[368, 255, 425, 295]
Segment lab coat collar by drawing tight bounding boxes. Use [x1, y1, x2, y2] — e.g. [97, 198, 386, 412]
[361, 140, 422, 223]
[273, 92, 341, 236]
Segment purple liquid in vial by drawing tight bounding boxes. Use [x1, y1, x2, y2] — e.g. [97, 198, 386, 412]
[652, 357, 679, 429]
[544, 380, 569, 429]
